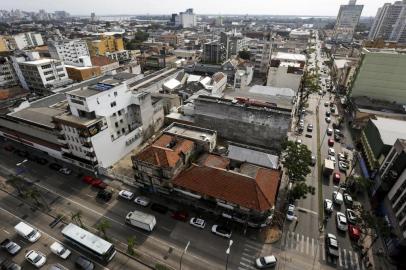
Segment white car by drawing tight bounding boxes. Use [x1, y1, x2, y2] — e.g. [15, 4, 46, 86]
[59, 167, 72, 175]
[328, 148, 335, 156]
[325, 117, 331, 123]
[286, 204, 295, 221]
[189, 218, 206, 229]
[324, 199, 333, 214]
[333, 191, 343, 205]
[118, 190, 134, 200]
[255, 255, 277, 269]
[50, 242, 71, 259]
[336, 212, 348, 231]
[211, 225, 232, 238]
[134, 196, 150, 207]
[25, 250, 46, 268]
[328, 155, 336, 164]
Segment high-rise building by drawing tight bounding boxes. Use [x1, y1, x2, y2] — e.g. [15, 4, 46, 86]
[87, 35, 124, 56]
[173, 8, 196, 28]
[369, 1, 406, 44]
[9, 32, 44, 50]
[220, 31, 248, 59]
[202, 41, 226, 64]
[48, 39, 91, 67]
[332, 0, 364, 43]
[0, 55, 19, 88]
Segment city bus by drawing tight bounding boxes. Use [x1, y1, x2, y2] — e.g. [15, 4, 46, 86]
[61, 223, 116, 263]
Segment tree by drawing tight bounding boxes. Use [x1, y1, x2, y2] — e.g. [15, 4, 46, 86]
[23, 188, 43, 207]
[290, 182, 316, 201]
[127, 236, 136, 256]
[282, 141, 312, 182]
[96, 219, 111, 240]
[7, 176, 25, 195]
[238, 49, 251, 60]
[359, 209, 391, 255]
[70, 211, 84, 228]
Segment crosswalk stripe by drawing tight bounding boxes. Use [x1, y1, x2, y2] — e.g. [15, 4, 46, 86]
[338, 248, 343, 267]
[321, 242, 326, 261]
[242, 252, 253, 257]
[312, 238, 315, 257]
[349, 250, 354, 268]
[290, 232, 295, 250]
[306, 236, 309, 255]
[343, 249, 347, 268]
[239, 261, 254, 269]
[238, 267, 247, 270]
[296, 233, 300, 251]
[246, 240, 262, 248]
[241, 257, 252, 263]
[244, 243, 261, 251]
[354, 252, 361, 270]
[301, 235, 305, 253]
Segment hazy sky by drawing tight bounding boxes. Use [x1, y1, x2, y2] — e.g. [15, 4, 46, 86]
[2, 0, 391, 17]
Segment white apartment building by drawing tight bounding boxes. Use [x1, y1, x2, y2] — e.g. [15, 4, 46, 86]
[0, 56, 19, 88]
[249, 40, 272, 74]
[48, 39, 91, 67]
[175, 8, 197, 28]
[53, 78, 162, 171]
[332, 0, 363, 43]
[10, 32, 44, 50]
[105, 50, 131, 63]
[16, 55, 71, 94]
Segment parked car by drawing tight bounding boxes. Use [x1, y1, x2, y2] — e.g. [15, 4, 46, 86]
[91, 179, 107, 189]
[134, 196, 151, 207]
[82, 175, 95, 184]
[0, 239, 21, 255]
[0, 256, 21, 270]
[324, 199, 333, 214]
[324, 102, 329, 107]
[189, 218, 206, 229]
[325, 234, 339, 258]
[333, 191, 343, 205]
[286, 204, 295, 221]
[325, 117, 331, 123]
[58, 167, 72, 175]
[330, 107, 336, 113]
[338, 153, 347, 162]
[328, 138, 334, 146]
[255, 255, 277, 269]
[326, 128, 333, 136]
[334, 133, 341, 142]
[333, 172, 341, 184]
[211, 225, 232, 238]
[150, 203, 168, 214]
[25, 250, 46, 268]
[74, 256, 94, 270]
[49, 163, 62, 171]
[327, 155, 336, 165]
[346, 209, 357, 224]
[338, 161, 348, 172]
[171, 210, 189, 222]
[325, 111, 331, 117]
[344, 193, 353, 207]
[96, 190, 112, 202]
[307, 124, 313, 132]
[336, 212, 348, 231]
[328, 148, 335, 156]
[348, 224, 361, 241]
[310, 155, 316, 166]
[118, 190, 135, 200]
[50, 242, 71, 259]
[48, 264, 68, 270]
[33, 156, 48, 165]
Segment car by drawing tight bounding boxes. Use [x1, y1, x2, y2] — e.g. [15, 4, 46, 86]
[334, 129, 341, 135]
[0, 256, 21, 270]
[328, 147, 335, 156]
[324, 199, 333, 214]
[134, 196, 151, 207]
[326, 128, 333, 136]
[305, 133, 312, 138]
[150, 203, 168, 214]
[48, 264, 68, 270]
[91, 179, 107, 189]
[50, 242, 71, 259]
[319, 90, 323, 95]
[328, 138, 334, 146]
[307, 124, 313, 132]
[118, 190, 135, 200]
[325, 117, 331, 123]
[25, 250, 46, 268]
[336, 212, 348, 231]
[330, 107, 336, 113]
[325, 234, 339, 258]
[189, 218, 206, 229]
[211, 225, 232, 238]
[82, 175, 95, 184]
[96, 190, 112, 202]
[296, 139, 302, 144]
[348, 224, 361, 241]
[286, 204, 295, 221]
[346, 209, 357, 224]
[3, 145, 15, 152]
[310, 155, 316, 166]
[338, 161, 348, 172]
[333, 172, 341, 184]
[333, 191, 343, 205]
[344, 193, 353, 206]
[74, 256, 94, 270]
[334, 133, 341, 142]
[255, 255, 277, 269]
[171, 210, 189, 222]
[338, 153, 347, 162]
[49, 163, 62, 171]
[325, 111, 331, 117]
[58, 167, 72, 175]
[0, 239, 21, 255]
[327, 155, 336, 164]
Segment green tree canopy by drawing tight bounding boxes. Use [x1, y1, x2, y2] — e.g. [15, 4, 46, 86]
[282, 141, 312, 182]
[290, 182, 316, 201]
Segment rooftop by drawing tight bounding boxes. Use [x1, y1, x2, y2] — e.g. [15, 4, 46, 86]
[274, 52, 306, 62]
[249, 85, 295, 98]
[164, 122, 217, 143]
[9, 106, 65, 128]
[227, 144, 279, 169]
[22, 58, 60, 65]
[53, 113, 102, 127]
[372, 117, 406, 145]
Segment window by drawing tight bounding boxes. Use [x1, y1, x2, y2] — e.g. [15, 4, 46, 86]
[122, 128, 125, 133]
[120, 119, 123, 123]
[41, 64, 51, 69]
[110, 101, 116, 107]
[114, 91, 117, 97]
[118, 110, 122, 116]
[115, 122, 118, 128]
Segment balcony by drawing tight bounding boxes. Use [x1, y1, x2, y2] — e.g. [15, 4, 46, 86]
[82, 142, 94, 151]
[57, 134, 66, 143]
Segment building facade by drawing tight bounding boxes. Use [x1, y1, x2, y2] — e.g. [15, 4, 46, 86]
[202, 41, 226, 64]
[10, 32, 44, 50]
[87, 35, 124, 56]
[48, 39, 91, 66]
[0, 55, 19, 88]
[249, 40, 272, 74]
[332, 0, 363, 43]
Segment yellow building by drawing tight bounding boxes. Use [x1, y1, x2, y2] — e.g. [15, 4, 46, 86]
[0, 36, 9, 52]
[87, 35, 124, 56]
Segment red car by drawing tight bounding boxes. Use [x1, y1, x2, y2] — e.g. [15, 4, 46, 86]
[348, 224, 361, 241]
[333, 172, 341, 184]
[328, 138, 334, 147]
[171, 211, 189, 222]
[82, 176, 107, 189]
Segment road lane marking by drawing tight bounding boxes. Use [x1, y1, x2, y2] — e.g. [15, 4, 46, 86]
[338, 248, 343, 267]
[312, 238, 315, 257]
[160, 226, 171, 232]
[296, 233, 300, 251]
[321, 242, 325, 261]
[242, 252, 252, 257]
[3, 229, 10, 234]
[343, 249, 347, 268]
[239, 261, 254, 269]
[301, 235, 304, 253]
[306, 236, 309, 254]
[246, 240, 262, 248]
[296, 207, 318, 215]
[349, 250, 354, 268]
[245, 243, 261, 251]
[354, 252, 361, 270]
[241, 257, 251, 263]
[290, 232, 295, 250]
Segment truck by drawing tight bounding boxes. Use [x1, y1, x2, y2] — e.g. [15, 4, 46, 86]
[14, 222, 41, 243]
[125, 210, 156, 232]
[323, 159, 335, 177]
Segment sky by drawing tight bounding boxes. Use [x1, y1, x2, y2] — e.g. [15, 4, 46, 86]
[1, 0, 392, 17]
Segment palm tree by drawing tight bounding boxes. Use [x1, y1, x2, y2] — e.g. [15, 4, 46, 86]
[7, 176, 25, 195]
[23, 188, 42, 207]
[96, 219, 111, 240]
[70, 211, 84, 228]
[127, 236, 136, 256]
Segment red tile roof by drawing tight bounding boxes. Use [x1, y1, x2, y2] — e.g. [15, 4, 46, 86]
[172, 164, 280, 212]
[91, 56, 116, 66]
[198, 153, 230, 169]
[134, 134, 195, 168]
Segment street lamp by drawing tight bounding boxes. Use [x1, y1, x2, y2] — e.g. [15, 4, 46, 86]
[179, 241, 190, 270]
[225, 240, 233, 270]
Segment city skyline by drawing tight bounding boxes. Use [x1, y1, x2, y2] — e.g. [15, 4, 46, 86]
[1, 0, 391, 17]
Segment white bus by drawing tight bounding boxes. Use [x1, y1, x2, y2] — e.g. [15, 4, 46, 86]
[61, 223, 116, 262]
